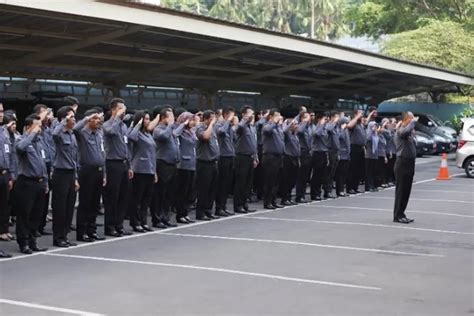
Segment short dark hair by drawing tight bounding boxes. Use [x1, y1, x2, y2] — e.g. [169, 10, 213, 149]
[268, 108, 280, 117]
[33, 104, 48, 114]
[3, 110, 17, 124]
[241, 105, 254, 115]
[24, 114, 40, 128]
[159, 107, 173, 121]
[315, 112, 325, 120]
[202, 110, 215, 120]
[223, 106, 235, 116]
[174, 107, 187, 118]
[84, 108, 101, 117]
[56, 106, 74, 121]
[109, 98, 125, 110]
[64, 96, 79, 106]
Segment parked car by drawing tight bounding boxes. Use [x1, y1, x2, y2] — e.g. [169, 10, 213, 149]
[415, 131, 437, 157]
[456, 118, 474, 178]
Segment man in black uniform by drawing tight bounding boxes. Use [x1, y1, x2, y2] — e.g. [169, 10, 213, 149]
[310, 113, 328, 201]
[51, 106, 79, 247]
[195, 110, 220, 221]
[15, 114, 49, 254]
[262, 109, 285, 209]
[295, 111, 312, 203]
[393, 112, 417, 224]
[102, 98, 133, 237]
[234, 106, 258, 214]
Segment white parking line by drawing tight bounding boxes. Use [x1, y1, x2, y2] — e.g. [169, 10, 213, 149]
[245, 216, 474, 235]
[0, 298, 105, 316]
[159, 232, 444, 257]
[411, 189, 474, 193]
[355, 196, 474, 203]
[304, 205, 474, 218]
[44, 253, 382, 291]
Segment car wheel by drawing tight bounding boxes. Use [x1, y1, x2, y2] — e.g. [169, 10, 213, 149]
[465, 157, 474, 178]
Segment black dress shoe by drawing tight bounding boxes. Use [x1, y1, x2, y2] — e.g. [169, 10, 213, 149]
[244, 208, 256, 213]
[77, 234, 94, 242]
[118, 229, 133, 236]
[162, 221, 178, 227]
[66, 240, 77, 247]
[289, 200, 297, 205]
[132, 226, 145, 233]
[152, 223, 167, 229]
[215, 210, 228, 217]
[53, 240, 69, 247]
[354, 189, 362, 193]
[88, 233, 106, 240]
[295, 198, 308, 204]
[176, 217, 189, 224]
[196, 215, 211, 221]
[206, 214, 220, 220]
[142, 225, 154, 232]
[69, 225, 76, 231]
[234, 209, 248, 214]
[184, 216, 195, 223]
[105, 231, 122, 237]
[20, 245, 33, 254]
[29, 244, 48, 252]
[264, 204, 276, 210]
[38, 229, 52, 236]
[393, 218, 410, 224]
[403, 217, 415, 223]
[223, 210, 234, 216]
[347, 190, 356, 195]
[337, 192, 347, 197]
[0, 249, 12, 258]
[272, 203, 284, 208]
[369, 188, 379, 192]
[281, 201, 292, 206]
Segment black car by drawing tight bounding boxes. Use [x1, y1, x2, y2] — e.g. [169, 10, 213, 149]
[415, 130, 437, 157]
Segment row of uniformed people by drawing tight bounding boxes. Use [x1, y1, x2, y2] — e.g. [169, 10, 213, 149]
[0, 98, 398, 255]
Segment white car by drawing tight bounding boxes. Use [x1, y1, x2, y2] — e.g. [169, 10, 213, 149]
[456, 117, 474, 178]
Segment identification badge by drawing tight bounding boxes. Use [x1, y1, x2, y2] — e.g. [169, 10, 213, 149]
[100, 141, 105, 152]
[123, 135, 128, 144]
[4, 144, 9, 153]
[41, 149, 46, 159]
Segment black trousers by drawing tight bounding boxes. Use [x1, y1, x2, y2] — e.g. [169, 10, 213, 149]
[335, 159, 350, 194]
[253, 145, 264, 199]
[77, 166, 103, 236]
[365, 158, 377, 190]
[280, 155, 299, 202]
[262, 154, 283, 205]
[129, 173, 154, 227]
[52, 169, 76, 242]
[233, 154, 253, 210]
[151, 160, 177, 224]
[394, 157, 415, 220]
[39, 163, 52, 231]
[375, 156, 387, 187]
[15, 176, 46, 246]
[324, 151, 339, 194]
[174, 169, 195, 218]
[215, 156, 234, 212]
[104, 160, 130, 233]
[386, 155, 396, 183]
[348, 145, 365, 191]
[295, 154, 312, 200]
[0, 172, 10, 234]
[310, 151, 328, 198]
[196, 160, 218, 218]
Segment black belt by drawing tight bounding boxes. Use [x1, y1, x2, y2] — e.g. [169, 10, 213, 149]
[54, 168, 75, 173]
[81, 165, 104, 171]
[197, 159, 218, 163]
[236, 153, 253, 157]
[19, 175, 45, 183]
[106, 159, 128, 164]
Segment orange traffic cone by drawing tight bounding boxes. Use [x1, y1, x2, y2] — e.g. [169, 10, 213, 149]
[436, 153, 450, 180]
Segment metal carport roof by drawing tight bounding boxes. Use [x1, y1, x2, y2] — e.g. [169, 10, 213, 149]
[0, 0, 473, 104]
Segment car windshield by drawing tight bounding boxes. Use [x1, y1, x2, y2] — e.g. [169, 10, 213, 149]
[427, 114, 444, 126]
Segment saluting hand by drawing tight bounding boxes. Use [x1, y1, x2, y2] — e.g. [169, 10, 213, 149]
[128, 169, 134, 180]
[74, 180, 80, 192]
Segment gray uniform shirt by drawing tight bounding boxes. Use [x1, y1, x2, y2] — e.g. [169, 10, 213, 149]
[283, 124, 300, 158]
[0, 127, 15, 179]
[103, 117, 130, 164]
[297, 122, 312, 157]
[153, 122, 185, 164]
[73, 118, 105, 168]
[52, 120, 78, 174]
[311, 123, 329, 152]
[196, 123, 219, 161]
[339, 128, 351, 160]
[326, 122, 341, 153]
[39, 126, 56, 166]
[215, 120, 235, 157]
[15, 133, 48, 183]
[395, 121, 417, 159]
[177, 131, 197, 171]
[235, 119, 257, 157]
[128, 125, 156, 175]
[350, 123, 366, 146]
[262, 122, 285, 155]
